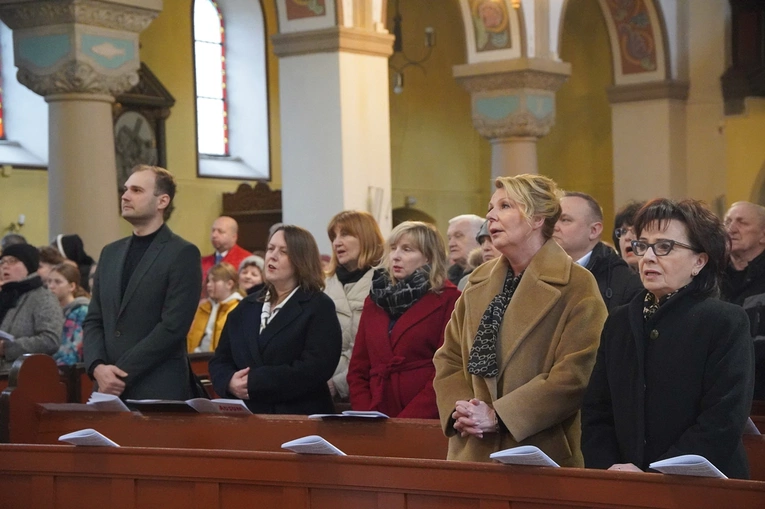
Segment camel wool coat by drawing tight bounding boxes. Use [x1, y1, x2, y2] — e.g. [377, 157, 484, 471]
[433, 239, 608, 465]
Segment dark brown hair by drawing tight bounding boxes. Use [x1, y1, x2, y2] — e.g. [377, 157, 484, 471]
[262, 225, 325, 302]
[39, 245, 65, 266]
[563, 191, 603, 221]
[131, 165, 177, 221]
[613, 200, 646, 253]
[326, 210, 384, 276]
[633, 198, 728, 298]
[51, 263, 90, 299]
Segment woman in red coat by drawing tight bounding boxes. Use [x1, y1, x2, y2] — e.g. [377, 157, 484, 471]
[348, 221, 460, 418]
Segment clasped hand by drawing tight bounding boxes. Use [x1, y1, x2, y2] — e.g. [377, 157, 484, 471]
[228, 367, 250, 399]
[452, 398, 497, 439]
[93, 364, 128, 396]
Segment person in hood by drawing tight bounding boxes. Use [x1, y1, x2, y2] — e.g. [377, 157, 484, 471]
[54, 233, 96, 292]
[554, 191, 643, 313]
[46, 263, 90, 366]
[0, 243, 63, 369]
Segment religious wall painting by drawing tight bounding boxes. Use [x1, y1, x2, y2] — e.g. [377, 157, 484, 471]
[285, 0, 326, 20]
[469, 0, 512, 52]
[603, 0, 657, 75]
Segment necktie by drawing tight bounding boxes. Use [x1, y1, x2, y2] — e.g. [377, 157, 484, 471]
[215, 253, 223, 264]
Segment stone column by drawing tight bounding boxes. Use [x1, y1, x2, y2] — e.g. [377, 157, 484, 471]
[272, 26, 394, 253]
[607, 80, 690, 206]
[454, 58, 570, 179]
[0, 0, 161, 256]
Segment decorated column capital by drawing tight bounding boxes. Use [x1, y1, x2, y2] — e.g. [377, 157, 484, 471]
[0, 0, 162, 97]
[454, 58, 571, 139]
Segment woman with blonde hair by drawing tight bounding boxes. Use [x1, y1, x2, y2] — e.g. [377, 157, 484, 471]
[47, 263, 90, 366]
[324, 210, 384, 401]
[434, 174, 607, 465]
[187, 263, 243, 353]
[347, 221, 460, 418]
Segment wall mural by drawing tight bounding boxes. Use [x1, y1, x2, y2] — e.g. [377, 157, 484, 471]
[603, 0, 658, 75]
[469, 0, 512, 52]
[286, 0, 326, 20]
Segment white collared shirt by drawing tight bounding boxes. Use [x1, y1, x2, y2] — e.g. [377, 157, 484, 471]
[575, 250, 593, 268]
[260, 287, 299, 333]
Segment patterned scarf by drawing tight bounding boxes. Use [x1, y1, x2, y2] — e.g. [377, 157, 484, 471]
[642, 286, 685, 321]
[468, 267, 524, 378]
[369, 266, 431, 319]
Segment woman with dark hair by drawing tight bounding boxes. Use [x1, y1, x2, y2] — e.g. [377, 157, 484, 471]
[434, 174, 607, 465]
[612, 201, 645, 271]
[325, 210, 384, 402]
[209, 225, 342, 415]
[347, 221, 459, 418]
[46, 263, 90, 366]
[582, 198, 754, 479]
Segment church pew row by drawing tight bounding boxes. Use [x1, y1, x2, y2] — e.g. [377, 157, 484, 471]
[1, 444, 765, 509]
[3, 354, 765, 482]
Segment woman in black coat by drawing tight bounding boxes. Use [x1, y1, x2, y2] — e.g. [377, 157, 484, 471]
[209, 225, 342, 415]
[582, 199, 754, 479]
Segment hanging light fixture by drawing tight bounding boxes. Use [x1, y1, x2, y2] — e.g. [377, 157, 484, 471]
[388, 0, 435, 94]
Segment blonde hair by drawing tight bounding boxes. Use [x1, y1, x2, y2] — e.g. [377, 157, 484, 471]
[326, 210, 384, 276]
[495, 174, 562, 240]
[381, 221, 448, 291]
[207, 263, 243, 297]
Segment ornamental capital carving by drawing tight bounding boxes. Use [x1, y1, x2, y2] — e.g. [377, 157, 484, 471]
[474, 111, 556, 139]
[17, 61, 139, 96]
[0, 0, 161, 33]
[455, 69, 570, 95]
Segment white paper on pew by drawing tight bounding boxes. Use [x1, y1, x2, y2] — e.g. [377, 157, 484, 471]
[281, 435, 346, 456]
[490, 446, 560, 467]
[0, 330, 14, 342]
[125, 398, 252, 415]
[59, 428, 120, 447]
[649, 455, 727, 479]
[744, 417, 761, 436]
[308, 410, 389, 420]
[87, 393, 131, 412]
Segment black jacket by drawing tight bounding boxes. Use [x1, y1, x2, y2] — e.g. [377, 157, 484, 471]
[721, 250, 765, 399]
[209, 288, 342, 415]
[585, 242, 644, 314]
[582, 286, 754, 479]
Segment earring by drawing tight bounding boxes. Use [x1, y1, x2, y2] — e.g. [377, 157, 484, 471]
[692, 270, 698, 277]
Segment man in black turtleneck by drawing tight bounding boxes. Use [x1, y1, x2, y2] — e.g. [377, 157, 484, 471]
[84, 165, 202, 400]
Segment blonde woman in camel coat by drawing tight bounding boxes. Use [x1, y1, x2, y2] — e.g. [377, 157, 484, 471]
[434, 175, 607, 466]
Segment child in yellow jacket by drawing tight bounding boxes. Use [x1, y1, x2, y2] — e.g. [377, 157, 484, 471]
[187, 263, 243, 353]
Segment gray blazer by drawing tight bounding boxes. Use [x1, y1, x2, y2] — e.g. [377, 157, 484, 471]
[83, 225, 202, 400]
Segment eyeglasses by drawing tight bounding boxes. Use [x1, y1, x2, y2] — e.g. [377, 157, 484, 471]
[0, 256, 21, 266]
[614, 227, 634, 239]
[631, 239, 697, 257]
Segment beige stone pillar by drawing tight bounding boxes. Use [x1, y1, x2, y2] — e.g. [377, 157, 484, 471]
[0, 0, 161, 256]
[454, 58, 570, 179]
[607, 80, 690, 206]
[272, 26, 394, 253]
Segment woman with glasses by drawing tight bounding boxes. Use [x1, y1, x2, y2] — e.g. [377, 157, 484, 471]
[582, 198, 754, 479]
[612, 201, 645, 271]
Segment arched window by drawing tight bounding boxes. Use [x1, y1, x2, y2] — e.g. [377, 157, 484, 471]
[192, 0, 270, 180]
[193, 0, 228, 156]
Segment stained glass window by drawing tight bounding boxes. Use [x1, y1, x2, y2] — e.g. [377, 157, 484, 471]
[194, 0, 228, 155]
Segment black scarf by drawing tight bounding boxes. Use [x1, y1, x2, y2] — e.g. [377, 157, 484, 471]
[335, 265, 368, 286]
[369, 266, 431, 319]
[468, 267, 524, 378]
[0, 275, 44, 325]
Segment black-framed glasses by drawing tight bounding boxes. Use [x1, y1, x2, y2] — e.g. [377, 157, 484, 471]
[631, 239, 697, 257]
[614, 227, 634, 239]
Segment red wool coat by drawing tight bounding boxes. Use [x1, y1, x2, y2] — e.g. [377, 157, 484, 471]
[348, 283, 460, 418]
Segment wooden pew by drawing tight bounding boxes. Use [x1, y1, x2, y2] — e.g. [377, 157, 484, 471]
[1, 444, 764, 508]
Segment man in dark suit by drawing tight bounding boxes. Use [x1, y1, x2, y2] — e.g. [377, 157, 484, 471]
[84, 165, 202, 400]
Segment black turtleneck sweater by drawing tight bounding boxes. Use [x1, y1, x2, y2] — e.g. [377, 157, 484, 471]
[121, 224, 165, 297]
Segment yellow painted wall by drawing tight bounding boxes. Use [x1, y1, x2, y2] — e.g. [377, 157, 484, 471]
[537, 0, 615, 230]
[388, 0, 492, 234]
[0, 169, 48, 245]
[725, 98, 765, 205]
[139, 0, 281, 250]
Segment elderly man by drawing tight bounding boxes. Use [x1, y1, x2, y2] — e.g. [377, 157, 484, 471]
[722, 201, 765, 399]
[0, 243, 63, 370]
[446, 214, 484, 285]
[554, 192, 643, 313]
[201, 216, 251, 291]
